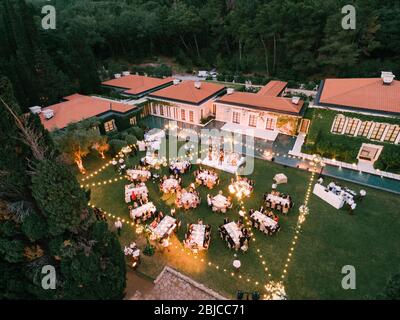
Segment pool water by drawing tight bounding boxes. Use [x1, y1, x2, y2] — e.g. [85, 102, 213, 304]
[139, 116, 400, 194]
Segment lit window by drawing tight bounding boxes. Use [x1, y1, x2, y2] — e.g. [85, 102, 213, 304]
[232, 112, 240, 124]
[370, 123, 387, 140]
[181, 109, 186, 121]
[331, 115, 346, 133]
[384, 125, 400, 143]
[265, 117, 277, 131]
[129, 116, 137, 125]
[104, 120, 116, 132]
[344, 118, 359, 135]
[358, 121, 372, 137]
[248, 114, 257, 127]
[189, 111, 194, 122]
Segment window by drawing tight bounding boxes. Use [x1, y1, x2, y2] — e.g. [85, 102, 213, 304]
[142, 104, 150, 117]
[181, 109, 186, 121]
[129, 116, 137, 126]
[370, 123, 387, 140]
[358, 121, 372, 137]
[232, 111, 240, 124]
[212, 104, 217, 115]
[104, 120, 116, 132]
[331, 115, 346, 133]
[384, 125, 400, 143]
[189, 111, 194, 122]
[344, 118, 359, 135]
[248, 114, 257, 127]
[265, 117, 277, 131]
[173, 108, 177, 120]
[159, 105, 164, 116]
[152, 104, 157, 114]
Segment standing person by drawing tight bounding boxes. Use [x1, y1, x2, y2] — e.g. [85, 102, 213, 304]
[115, 219, 123, 236]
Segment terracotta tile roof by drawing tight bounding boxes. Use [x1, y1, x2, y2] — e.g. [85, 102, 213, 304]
[217, 92, 304, 115]
[257, 80, 288, 97]
[319, 78, 400, 114]
[102, 75, 174, 95]
[149, 81, 225, 105]
[39, 94, 136, 131]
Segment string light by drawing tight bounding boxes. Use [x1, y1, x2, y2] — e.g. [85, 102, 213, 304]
[84, 139, 323, 299]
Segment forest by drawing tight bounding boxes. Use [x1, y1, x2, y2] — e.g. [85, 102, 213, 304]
[1, 0, 400, 111]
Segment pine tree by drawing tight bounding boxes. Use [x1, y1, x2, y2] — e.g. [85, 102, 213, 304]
[0, 76, 126, 299]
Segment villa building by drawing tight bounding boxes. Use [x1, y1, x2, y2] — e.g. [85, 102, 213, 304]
[102, 73, 174, 99]
[213, 81, 305, 141]
[315, 72, 400, 145]
[147, 80, 226, 125]
[34, 94, 142, 133]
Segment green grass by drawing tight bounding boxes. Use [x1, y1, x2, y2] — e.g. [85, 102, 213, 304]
[77, 149, 400, 299]
[302, 108, 400, 173]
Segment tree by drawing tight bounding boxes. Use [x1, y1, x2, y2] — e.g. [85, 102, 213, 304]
[378, 270, 400, 300]
[53, 118, 104, 174]
[0, 76, 126, 299]
[93, 135, 110, 159]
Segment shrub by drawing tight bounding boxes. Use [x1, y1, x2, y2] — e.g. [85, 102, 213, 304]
[125, 134, 137, 145]
[143, 239, 155, 256]
[375, 145, 400, 173]
[131, 126, 144, 140]
[108, 139, 127, 155]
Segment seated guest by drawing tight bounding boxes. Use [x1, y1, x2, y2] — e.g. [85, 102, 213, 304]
[207, 194, 212, 207]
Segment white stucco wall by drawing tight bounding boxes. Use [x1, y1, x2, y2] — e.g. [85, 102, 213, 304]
[215, 103, 277, 131]
[149, 97, 216, 125]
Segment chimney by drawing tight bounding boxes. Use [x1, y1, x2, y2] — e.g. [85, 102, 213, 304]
[114, 73, 121, 79]
[29, 106, 42, 114]
[173, 79, 180, 85]
[194, 81, 201, 89]
[381, 71, 395, 85]
[122, 71, 130, 76]
[42, 109, 54, 120]
[227, 88, 234, 95]
[292, 96, 300, 105]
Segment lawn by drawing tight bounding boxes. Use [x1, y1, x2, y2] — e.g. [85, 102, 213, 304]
[302, 108, 400, 173]
[77, 148, 400, 299]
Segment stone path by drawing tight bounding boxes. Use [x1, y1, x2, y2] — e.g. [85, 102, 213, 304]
[127, 266, 226, 300]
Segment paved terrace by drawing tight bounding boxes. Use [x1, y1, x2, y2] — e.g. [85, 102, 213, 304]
[129, 267, 226, 300]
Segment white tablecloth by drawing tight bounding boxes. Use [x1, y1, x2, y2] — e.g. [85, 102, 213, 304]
[125, 184, 148, 203]
[212, 194, 228, 209]
[223, 222, 242, 246]
[127, 169, 151, 180]
[170, 161, 189, 171]
[150, 216, 176, 238]
[188, 224, 206, 247]
[251, 211, 278, 229]
[130, 202, 156, 218]
[162, 178, 179, 192]
[266, 194, 290, 206]
[142, 155, 159, 166]
[179, 192, 198, 204]
[197, 172, 218, 183]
